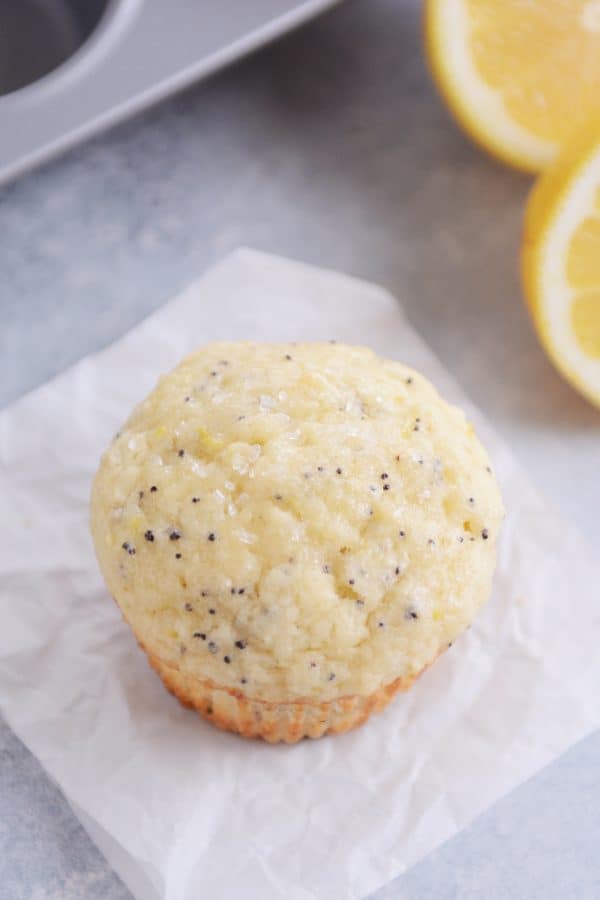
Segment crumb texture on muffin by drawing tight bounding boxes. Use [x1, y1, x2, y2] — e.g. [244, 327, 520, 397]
[91, 342, 504, 703]
[146, 647, 421, 743]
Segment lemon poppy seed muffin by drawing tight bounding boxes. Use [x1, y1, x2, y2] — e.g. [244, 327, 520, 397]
[91, 342, 504, 742]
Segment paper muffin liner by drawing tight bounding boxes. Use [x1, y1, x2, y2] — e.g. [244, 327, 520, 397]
[144, 648, 425, 743]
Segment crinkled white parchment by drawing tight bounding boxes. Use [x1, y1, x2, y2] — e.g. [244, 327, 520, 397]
[1, 250, 599, 900]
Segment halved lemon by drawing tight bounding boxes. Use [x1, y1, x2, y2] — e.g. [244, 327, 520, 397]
[522, 122, 600, 408]
[425, 0, 600, 172]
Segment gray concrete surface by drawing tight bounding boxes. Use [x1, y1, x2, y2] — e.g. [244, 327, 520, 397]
[1, 1, 599, 897]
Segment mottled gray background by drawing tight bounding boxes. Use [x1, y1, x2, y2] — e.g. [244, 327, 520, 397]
[1, 1, 599, 898]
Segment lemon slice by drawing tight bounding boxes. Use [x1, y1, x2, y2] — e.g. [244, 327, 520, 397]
[425, 0, 600, 171]
[522, 122, 600, 408]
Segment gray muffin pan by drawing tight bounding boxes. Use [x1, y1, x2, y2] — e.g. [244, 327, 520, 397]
[0, 0, 338, 185]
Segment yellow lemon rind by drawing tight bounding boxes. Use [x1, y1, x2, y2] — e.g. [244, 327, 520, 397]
[521, 121, 600, 409]
[425, 0, 557, 173]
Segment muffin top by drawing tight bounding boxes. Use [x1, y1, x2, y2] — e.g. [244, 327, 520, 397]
[91, 342, 504, 703]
